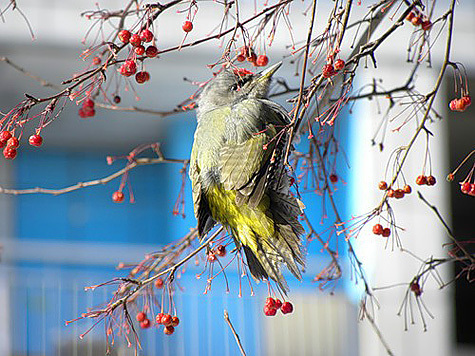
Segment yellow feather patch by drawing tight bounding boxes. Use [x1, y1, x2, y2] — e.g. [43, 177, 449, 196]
[206, 185, 274, 252]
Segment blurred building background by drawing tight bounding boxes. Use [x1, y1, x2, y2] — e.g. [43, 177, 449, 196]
[0, 1, 473, 355]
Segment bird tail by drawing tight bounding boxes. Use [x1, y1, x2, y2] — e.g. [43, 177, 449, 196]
[238, 192, 305, 293]
[207, 184, 305, 293]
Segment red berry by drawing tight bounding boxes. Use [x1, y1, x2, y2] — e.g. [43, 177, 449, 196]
[449, 99, 458, 111]
[469, 183, 475, 196]
[406, 12, 415, 21]
[372, 224, 383, 235]
[236, 54, 245, 62]
[461, 182, 471, 194]
[155, 277, 164, 288]
[416, 175, 427, 185]
[263, 305, 277, 316]
[322, 64, 335, 78]
[80, 104, 95, 117]
[29, 134, 43, 147]
[334, 59, 345, 70]
[92, 56, 101, 65]
[129, 34, 142, 47]
[136, 312, 147, 322]
[421, 20, 432, 31]
[146, 46, 158, 58]
[140, 29, 154, 43]
[256, 55, 269, 67]
[329, 174, 338, 183]
[161, 314, 172, 326]
[240, 46, 251, 56]
[112, 191, 124, 203]
[164, 325, 175, 335]
[83, 98, 94, 108]
[113, 95, 121, 104]
[126, 60, 137, 72]
[387, 189, 395, 198]
[118, 65, 129, 77]
[207, 253, 217, 262]
[182, 21, 193, 33]
[461, 95, 471, 107]
[403, 185, 412, 194]
[140, 319, 151, 329]
[411, 16, 422, 26]
[0, 130, 12, 142]
[394, 189, 405, 199]
[135, 71, 150, 84]
[3, 146, 17, 160]
[156, 313, 164, 324]
[78, 108, 88, 118]
[134, 45, 145, 55]
[281, 302, 293, 314]
[171, 316, 180, 327]
[378, 181, 388, 190]
[455, 98, 467, 111]
[274, 299, 282, 309]
[7, 136, 19, 148]
[382, 228, 391, 237]
[216, 245, 226, 257]
[118, 30, 131, 43]
[426, 175, 436, 186]
[247, 52, 257, 63]
[265, 297, 276, 308]
[410, 281, 422, 296]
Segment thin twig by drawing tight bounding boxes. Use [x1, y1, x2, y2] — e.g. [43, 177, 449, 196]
[417, 191, 474, 263]
[363, 305, 395, 356]
[0, 156, 188, 196]
[0, 56, 61, 89]
[224, 310, 247, 356]
[283, 0, 317, 164]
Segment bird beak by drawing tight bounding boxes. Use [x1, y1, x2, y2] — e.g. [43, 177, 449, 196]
[257, 61, 282, 82]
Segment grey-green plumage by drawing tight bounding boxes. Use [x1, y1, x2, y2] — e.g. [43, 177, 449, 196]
[189, 63, 305, 293]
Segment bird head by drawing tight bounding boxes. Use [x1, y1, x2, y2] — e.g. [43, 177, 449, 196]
[197, 62, 282, 112]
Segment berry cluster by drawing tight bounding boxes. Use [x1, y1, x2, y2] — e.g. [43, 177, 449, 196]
[136, 311, 152, 329]
[78, 98, 96, 118]
[263, 297, 293, 316]
[155, 313, 180, 335]
[372, 223, 391, 237]
[449, 95, 471, 112]
[1, 130, 44, 160]
[236, 46, 269, 67]
[1, 131, 18, 159]
[415, 175, 436, 186]
[378, 181, 412, 199]
[117, 29, 156, 84]
[322, 59, 345, 79]
[406, 11, 432, 31]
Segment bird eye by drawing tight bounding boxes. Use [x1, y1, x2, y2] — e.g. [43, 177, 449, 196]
[231, 75, 251, 91]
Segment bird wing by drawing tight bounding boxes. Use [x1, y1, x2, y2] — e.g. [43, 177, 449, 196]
[189, 142, 216, 240]
[219, 99, 288, 208]
[260, 98, 292, 125]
